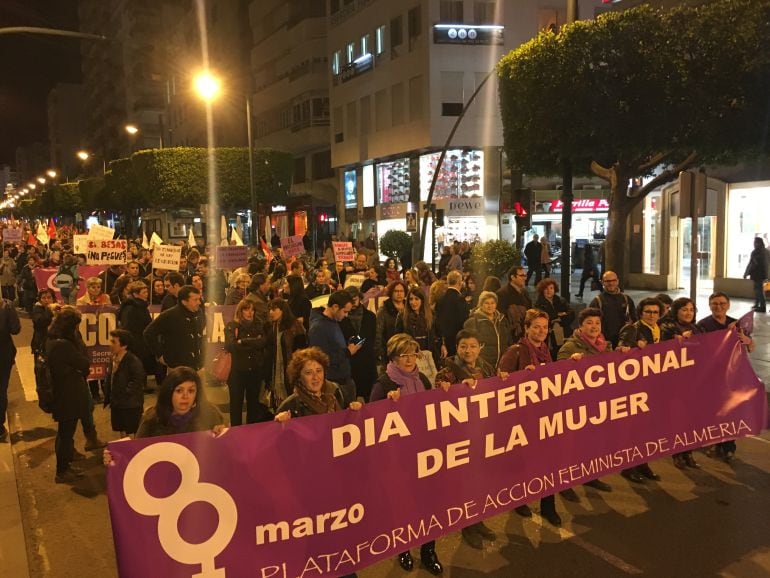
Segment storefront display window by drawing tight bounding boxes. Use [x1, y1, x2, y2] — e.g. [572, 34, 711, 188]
[377, 158, 410, 204]
[727, 185, 770, 278]
[643, 191, 662, 274]
[344, 170, 357, 208]
[419, 149, 484, 201]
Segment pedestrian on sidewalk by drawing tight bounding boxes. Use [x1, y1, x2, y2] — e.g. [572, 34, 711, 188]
[524, 235, 542, 286]
[743, 237, 767, 313]
[0, 296, 21, 442]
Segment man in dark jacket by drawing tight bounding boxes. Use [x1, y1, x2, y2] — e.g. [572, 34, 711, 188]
[435, 270, 470, 357]
[496, 265, 532, 342]
[589, 270, 636, 348]
[524, 234, 542, 286]
[144, 285, 206, 370]
[161, 272, 185, 311]
[104, 329, 146, 437]
[0, 297, 21, 441]
[308, 291, 361, 406]
[244, 273, 271, 325]
[339, 286, 377, 401]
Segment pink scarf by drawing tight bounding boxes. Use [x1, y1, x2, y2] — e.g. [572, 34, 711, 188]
[522, 337, 552, 365]
[576, 328, 608, 353]
[386, 362, 425, 396]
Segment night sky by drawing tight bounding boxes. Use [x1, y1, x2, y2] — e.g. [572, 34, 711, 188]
[0, 0, 82, 166]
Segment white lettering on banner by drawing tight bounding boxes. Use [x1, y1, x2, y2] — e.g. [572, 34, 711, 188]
[255, 503, 365, 545]
[332, 413, 412, 457]
[123, 443, 237, 578]
[153, 245, 182, 271]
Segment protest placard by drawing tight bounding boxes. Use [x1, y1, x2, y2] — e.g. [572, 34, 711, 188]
[215, 245, 248, 269]
[107, 329, 767, 578]
[280, 234, 305, 258]
[86, 238, 127, 265]
[152, 244, 182, 271]
[73, 234, 89, 255]
[332, 241, 354, 262]
[88, 223, 115, 240]
[1, 228, 22, 243]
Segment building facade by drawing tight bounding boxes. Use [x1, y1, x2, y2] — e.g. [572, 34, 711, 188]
[326, 0, 608, 261]
[47, 83, 85, 181]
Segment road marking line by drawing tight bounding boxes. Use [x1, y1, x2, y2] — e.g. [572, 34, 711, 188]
[749, 435, 770, 444]
[15, 347, 38, 402]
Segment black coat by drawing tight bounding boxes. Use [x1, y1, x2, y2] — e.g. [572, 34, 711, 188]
[375, 299, 402, 363]
[46, 337, 91, 422]
[589, 291, 637, 347]
[30, 302, 53, 354]
[435, 288, 470, 355]
[118, 297, 154, 370]
[0, 299, 20, 367]
[143, 304, 206, 369]
[265, 318, 307, 385]
[340, 306, 378, 400]
[224, 319, 267, 372]
[104, 351, 146, 409]
[370, 371, 432, 402]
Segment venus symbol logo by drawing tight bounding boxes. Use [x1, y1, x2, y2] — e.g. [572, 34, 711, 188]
[123, 442, 238, 578]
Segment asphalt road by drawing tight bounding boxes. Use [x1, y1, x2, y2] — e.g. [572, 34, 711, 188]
[5, 300, 770, 578]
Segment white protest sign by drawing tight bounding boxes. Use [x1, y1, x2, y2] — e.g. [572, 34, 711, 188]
[280, 234, 305, 258]
[88, 223, 115, 240]
[332, 241, 354, 262]
[86, 239, 128, 265]
[73, 234, 89, 255]
[1, 228, 22, 243]
[153, 244, 182, 271]
[344, 273, 365, 289]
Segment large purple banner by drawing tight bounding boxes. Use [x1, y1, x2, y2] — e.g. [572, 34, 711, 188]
[107, 328, 767, 578]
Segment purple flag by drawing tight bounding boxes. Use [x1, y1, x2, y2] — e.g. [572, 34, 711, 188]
[107, 329, 767, 578]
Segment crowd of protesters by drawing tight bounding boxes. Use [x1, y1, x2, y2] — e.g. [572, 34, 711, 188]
[0, 222, 762, 577]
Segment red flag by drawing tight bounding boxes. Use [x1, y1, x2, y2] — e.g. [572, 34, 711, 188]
[47, 218, 57, 240]
[27, 232, 37, 246]
[260, 237, 272, 262]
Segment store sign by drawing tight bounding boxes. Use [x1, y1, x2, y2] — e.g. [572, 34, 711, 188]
[344, 170, 357, 209]
[433, 24, 504, 45]
[406, 212, 417, 232]
[548, 199, 610, 213]
[445, 198, 484, 216]
[377, 203, 407, 220]
[271, 205, 287, 213]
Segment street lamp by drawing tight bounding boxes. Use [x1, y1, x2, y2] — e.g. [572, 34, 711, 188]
[125, 124, 139, 135]
[28, 183, 36, 190]
[76, 150, 106, 174]
[76, 150, 90, 161]
[193, 70, 257, 244]
[46, 169, 58, 178]
[37, 177, 46, 184]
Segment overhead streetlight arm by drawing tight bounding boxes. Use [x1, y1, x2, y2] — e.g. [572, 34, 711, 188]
[0, 27, 106, 41]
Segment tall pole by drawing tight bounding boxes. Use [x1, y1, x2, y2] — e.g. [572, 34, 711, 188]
[561, 0, 579, 300]
[246, 96, 256, 245]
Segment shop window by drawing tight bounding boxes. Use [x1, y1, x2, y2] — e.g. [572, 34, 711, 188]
[643, 191, 662, 274]
[377, 158, 411, 204]
[419, 149, 484, 201]
[727, 186, 770, 278]
[440, 0, 464, 22]
[346, 42, 356, 64]
[409, 75, 423, 121]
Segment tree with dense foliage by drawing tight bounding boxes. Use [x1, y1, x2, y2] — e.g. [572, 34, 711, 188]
[498, 0, 770, 273]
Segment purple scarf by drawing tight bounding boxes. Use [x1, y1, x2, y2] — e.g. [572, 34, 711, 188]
[386, 361, 425, 396]
[522, 337, 552, 365]
[169, 410, 195, 430]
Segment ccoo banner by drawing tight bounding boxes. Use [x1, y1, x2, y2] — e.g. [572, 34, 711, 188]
[106, 328, 767, 578]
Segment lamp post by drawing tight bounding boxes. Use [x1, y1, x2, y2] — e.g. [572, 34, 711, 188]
[192, 71, 222, 245]
[77, 150, 106, 174]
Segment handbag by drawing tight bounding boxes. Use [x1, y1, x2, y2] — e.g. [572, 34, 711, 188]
[212, 350, 232, 382]
[415, 349, 438, 385]
[212, 326, 236, 382]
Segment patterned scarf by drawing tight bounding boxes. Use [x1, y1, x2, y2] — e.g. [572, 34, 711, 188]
[576, 328, 608, 353]
[294, 380, 341, 415]
[522, 336, 552, 365]
[386, 361, 425, 396]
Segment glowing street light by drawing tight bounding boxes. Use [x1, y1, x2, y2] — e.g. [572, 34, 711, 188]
[46, 169, 58, 178]
[77, 150, 90, 161]
[37, 177, 46, 184]
[193, 71, 221, 103]
[28, 183, 36, 190]
[125, 124, 139, 135]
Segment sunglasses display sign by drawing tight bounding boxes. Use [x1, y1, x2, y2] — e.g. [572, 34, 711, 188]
[419, 149, 484, 201]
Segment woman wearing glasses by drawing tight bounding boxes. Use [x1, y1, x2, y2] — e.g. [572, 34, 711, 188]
[369, 333, 443, 576]
[617, 297, 665, 483]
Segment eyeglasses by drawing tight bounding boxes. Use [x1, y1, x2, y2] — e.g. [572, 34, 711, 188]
[641, 310, 660, 315]
[398, 352, 420, 359]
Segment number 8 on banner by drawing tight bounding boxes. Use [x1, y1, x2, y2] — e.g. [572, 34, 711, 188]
[123, 443, 238, 578]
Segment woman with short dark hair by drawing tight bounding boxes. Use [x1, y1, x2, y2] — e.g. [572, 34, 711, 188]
[534, 278, 575, 358]
[265, 298, 307, 407]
